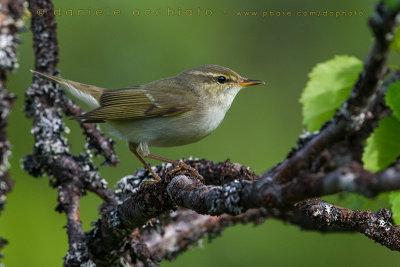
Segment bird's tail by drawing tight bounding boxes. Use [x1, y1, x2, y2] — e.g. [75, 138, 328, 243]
[31, 70, 104, 109]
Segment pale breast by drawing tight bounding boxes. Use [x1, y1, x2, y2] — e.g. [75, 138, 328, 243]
[107, 86, 241, 147]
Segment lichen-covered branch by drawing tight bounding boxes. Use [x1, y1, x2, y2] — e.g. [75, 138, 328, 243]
[85, 160, 255, 265]
[137, 208, 272, 263]
[87, 158, 400, 265]
[134, 197, 400, 264]
[25, 0, 118, 265]
[0, 0, 24, 211]
[297, 198, 400, 251]
[26, 0, 87, 264]
[0, 0, 25, 260]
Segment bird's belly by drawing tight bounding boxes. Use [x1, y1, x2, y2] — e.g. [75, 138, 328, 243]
[107, 108, 226, 147]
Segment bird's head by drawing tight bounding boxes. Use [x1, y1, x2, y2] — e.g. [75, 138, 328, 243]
[177, 64, 265, 98]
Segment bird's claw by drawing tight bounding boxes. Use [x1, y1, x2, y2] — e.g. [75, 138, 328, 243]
[168, 162, 204, 182]
[139, 172, 161, 188]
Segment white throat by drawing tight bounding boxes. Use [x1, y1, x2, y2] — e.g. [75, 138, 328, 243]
[218, 86, 241, 112]
[201, 86, 242, 135]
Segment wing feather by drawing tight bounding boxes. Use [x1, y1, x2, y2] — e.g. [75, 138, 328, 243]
[74, 85, 197, 122]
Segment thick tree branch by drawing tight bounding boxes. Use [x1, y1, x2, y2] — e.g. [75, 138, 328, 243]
[112, 161, 400, 221]
[87, 157, 400, 265]
[86, 160, 255, 265]
[135, 196, 400, 264]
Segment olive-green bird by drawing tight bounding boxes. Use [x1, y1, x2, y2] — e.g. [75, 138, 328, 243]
[31, 65, 264, 181]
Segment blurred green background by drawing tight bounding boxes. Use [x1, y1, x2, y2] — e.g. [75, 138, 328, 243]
[1, 0, 400, 266]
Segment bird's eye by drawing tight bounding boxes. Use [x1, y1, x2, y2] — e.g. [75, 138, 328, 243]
[217, 76, 226, 84]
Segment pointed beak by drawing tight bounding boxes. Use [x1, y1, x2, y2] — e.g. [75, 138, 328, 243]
[237, 78, 265, 87]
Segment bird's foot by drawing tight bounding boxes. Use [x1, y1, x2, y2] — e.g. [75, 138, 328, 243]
[139, 173, 161, 189]
[168, 161, 204, 182]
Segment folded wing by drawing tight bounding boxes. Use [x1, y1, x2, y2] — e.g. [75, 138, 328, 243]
[74, 86, 197, 122]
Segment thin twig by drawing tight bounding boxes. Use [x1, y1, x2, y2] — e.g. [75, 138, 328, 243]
[63, 98, 119, 166]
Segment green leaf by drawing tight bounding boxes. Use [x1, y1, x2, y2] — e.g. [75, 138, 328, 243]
[385, 82, 400, 225]
[391, 27, 400, 53]
[390, 191, 400, 224]
[300, 55, 363, 131]
[386, 82, 400, 120]
[362, 117, 400, 172]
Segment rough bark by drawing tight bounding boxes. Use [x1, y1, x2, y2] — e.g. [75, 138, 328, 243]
[25, 0, 118, 265]
[0, 0, 25, 260]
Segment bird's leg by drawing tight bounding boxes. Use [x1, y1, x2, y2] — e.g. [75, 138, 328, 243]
[128, 142, 161, 182]
[130, 142, 203, 181]
[143, 154, 204, 181]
